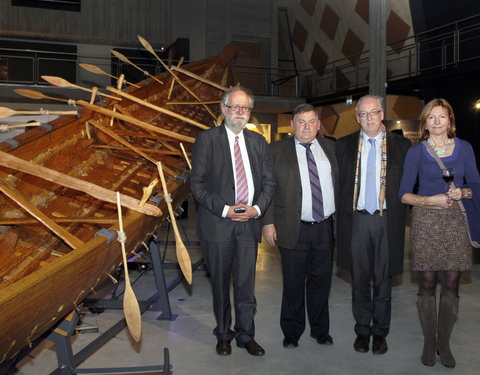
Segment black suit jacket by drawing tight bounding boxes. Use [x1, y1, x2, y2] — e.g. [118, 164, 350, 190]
[190, 125, 276, 242]
[263, 136, 338, 249]
[335, 130, 411, 276]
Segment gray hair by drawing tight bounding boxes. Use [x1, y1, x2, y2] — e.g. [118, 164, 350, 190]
[220, 85, 255, 109]
[356, 94, 384, 113]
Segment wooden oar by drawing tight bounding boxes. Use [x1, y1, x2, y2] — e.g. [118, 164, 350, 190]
[116, 192, 142, 342]
[76, 100, 195, 143]
[0, 216, 117, 225]
[106, 87, 209, 130]
[179, 143, 192, 170]
[41, 75, 121, 101]
[0, 150, 162, 216]
[168, 57, 184, 99]
[0, 106, 77, 118]
[79, 63, 141, 88]
[166, 100, 221, 105]
[172, 66, 228, 91]
[88, 119, 178, 178]
[14, 89, 72, 103]
[111, 49, 164, 85]
[0, 122, 41, 132]
[137, 35, 216, 120]
[156, 161, 192, 284]
[0, 177, 83, 249]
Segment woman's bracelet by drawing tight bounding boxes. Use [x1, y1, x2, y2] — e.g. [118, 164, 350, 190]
[415, 196, 425, 207]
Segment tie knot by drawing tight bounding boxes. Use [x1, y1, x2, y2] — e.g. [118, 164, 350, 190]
[368, 138, 375, 145]
[235, 136, 239, 142]
[301, 143, 312, 149]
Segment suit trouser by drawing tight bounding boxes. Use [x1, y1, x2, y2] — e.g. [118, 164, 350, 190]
[279, 217, 334, 339]
[201, 221, 257, 345]
[351, 211, 391, 337]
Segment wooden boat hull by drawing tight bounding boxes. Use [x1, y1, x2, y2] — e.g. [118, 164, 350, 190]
[0, 44, 235, 363]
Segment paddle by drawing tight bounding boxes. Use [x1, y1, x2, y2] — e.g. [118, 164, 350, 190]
[0, 122, 41, 132]
[0, 177, 84, 249]
[156, 161, 192, 284]
[111, 49, 164, 85]
[168, 57, 184, 99]
[79, 63, 141, 88]
[0, 150, 162, 216]
[172, 66, 228, 91]
[41, 75, 121, 101]
[179, 143, 192, 170]
[0, 106, 77, 118]
[137, 35, 216, 119]
[116, 192, 142, 342]
[106, 87, 209, 130]
[14, 89, 71, 103]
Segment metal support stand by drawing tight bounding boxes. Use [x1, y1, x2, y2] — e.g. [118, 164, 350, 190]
[47, 310, 171, 375]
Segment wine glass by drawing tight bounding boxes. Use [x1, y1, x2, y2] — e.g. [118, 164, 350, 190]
[442, 167, 455, 190]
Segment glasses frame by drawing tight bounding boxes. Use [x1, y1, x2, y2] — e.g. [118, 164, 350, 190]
[223, 104, 253, 113]
[357, 109, 383, 118]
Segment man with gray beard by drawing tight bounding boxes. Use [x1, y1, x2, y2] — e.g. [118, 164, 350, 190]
[190, 86, 276, 356]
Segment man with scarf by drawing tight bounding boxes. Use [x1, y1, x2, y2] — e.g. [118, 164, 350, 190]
[336, 95, 411, 355]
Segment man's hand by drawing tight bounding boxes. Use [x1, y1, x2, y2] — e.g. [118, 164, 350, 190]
[227, 205, 258, 222]
[262, 224, 277, 247]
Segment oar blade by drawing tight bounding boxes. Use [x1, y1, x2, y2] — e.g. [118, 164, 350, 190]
[123, 285, 142, 342]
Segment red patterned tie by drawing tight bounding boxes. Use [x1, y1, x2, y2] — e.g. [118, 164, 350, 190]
[234, 136, 249, 204]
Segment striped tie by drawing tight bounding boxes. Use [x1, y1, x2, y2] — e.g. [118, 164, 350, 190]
[234, 136, 249, 204]
[301, 143, 324, 222]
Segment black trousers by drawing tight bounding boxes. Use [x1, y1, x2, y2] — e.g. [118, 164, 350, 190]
[351, 211, 391, 337]
[279, 217, 334, 340]
[201, 221, 258, 345]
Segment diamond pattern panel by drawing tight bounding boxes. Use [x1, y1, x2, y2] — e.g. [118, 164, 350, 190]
[292, 20, 309, 52]
[300, 0, 317, 16]
[387, 10, 411, 54]
[320, 105, 339, 134]
[320, 4, 340, 40]
[310, 43, 329, 75]
[341, 28, 364, 64]
[355, 0, 369, 24]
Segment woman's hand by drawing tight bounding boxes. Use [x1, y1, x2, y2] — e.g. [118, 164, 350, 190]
[428, 193, 453, 208]
[446, 187, 462, 201]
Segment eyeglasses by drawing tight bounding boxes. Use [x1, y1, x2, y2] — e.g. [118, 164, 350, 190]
[224, 104, 252, 113]
[357, 109, 382, 118]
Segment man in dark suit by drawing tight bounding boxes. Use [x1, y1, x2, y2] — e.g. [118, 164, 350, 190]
[262, 104, 338, 349]
[190, 86, 275, 357]
[336, 95, 411, 354]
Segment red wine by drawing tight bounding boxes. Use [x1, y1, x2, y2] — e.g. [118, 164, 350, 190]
[443, 175, 454, 184]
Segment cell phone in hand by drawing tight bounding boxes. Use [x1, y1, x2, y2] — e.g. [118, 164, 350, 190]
[234, 207, 246, 213]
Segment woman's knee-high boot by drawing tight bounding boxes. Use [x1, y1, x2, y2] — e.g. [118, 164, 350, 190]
[416, 295, 437, 366]
[437, 295, 459, 368]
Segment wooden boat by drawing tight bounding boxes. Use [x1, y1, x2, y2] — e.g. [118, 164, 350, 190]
[0, 42, 236, 364]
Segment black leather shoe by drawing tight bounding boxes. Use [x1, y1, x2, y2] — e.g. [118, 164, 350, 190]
[311, 333, 333, 346]
[372, 335, 388, 354]
[354, 334, 370, 353]
[237, 340, 266, 356]
[283, 337, 299, 348]
[216, 340, 232, 356]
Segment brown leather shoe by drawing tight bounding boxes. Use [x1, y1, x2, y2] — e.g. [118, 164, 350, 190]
[216, 340, 232, 355]
[237, 340, 266, 356]
[372, 335, 388, 354]
[354, 334, 370, 353]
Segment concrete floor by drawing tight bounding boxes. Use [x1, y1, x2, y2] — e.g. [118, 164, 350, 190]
[11, 202, 480, 375]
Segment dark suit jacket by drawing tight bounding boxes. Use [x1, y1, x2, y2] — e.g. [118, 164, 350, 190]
[190, 125, 276, 243]
[335, 131, 411, 276]
[263, 136, 338, 249]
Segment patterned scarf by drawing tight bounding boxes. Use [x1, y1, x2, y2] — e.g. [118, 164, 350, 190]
[352, 126, 387, 216]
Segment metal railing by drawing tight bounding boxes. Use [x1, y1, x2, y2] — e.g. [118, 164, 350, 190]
[1, 13, 480, 99]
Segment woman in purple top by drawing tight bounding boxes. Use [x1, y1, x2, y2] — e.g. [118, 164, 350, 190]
[399, 98, 480, 368]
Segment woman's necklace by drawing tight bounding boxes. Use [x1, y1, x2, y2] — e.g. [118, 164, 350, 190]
[428, 138, 451, 155]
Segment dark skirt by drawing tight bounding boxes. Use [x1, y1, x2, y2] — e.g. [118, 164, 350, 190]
[410, 206, 472, 271]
